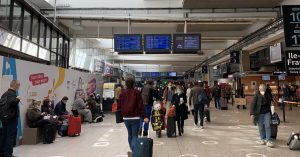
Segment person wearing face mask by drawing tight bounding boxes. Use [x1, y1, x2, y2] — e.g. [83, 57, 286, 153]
[54, 96, 69, 116]
[163, 82, 175, 114]
[171, 86, 188, 136]
[250, 84, 274, 148]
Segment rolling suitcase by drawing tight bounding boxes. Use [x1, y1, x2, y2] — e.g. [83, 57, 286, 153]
[132, 137, 153, 157]
[287, 133, 300, 150]
[43, 124, 57, 144]
[270, 125, 278, 139]
[204, 108, 211, 122]
[220, 98, 228, 110]
[68, 115, 81, 137]
[167, 117, 176, 138]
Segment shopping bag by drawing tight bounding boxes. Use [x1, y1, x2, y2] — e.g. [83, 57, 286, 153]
[112, 102, 117, 113]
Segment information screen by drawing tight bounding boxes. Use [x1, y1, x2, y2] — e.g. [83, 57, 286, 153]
[283, 5, 300, 48]
[173, 34, 201, 53]
[169, 72, 177, 77]
[144, 34, 171, 53]
[114, 34, 142, 53]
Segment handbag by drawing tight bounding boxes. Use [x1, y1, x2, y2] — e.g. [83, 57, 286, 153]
[112, 102, 117, 113]
[115, 110, 124, 123]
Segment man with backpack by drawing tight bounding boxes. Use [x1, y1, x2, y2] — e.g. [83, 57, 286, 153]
[190, 82, 208, 129]
[0, 80, 21, 157]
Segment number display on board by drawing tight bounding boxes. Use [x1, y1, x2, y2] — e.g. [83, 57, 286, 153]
[283, 5, 300, 48]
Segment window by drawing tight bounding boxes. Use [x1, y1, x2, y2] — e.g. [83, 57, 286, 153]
[31, 15, 39, 43]
[12, 2, 22, 35]
[0, 0, 11, 30]
[51, 52, 57, 65]
[51, 29, 57, 52]
[45, 26, 51, 49]
[58, 34, 63, 54]
[39, 21, 45, 47]
[23, 9, 31, 40]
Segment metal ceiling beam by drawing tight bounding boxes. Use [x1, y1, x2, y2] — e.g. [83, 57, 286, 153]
[186, 18, 284, 73]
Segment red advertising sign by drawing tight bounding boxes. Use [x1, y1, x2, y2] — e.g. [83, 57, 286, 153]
[29, 73, 49, 86]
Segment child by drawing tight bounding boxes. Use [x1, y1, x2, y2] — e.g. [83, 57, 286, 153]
[151, 101, 166, 138]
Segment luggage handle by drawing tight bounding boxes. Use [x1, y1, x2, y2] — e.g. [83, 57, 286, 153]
[141, 121, 151, 138]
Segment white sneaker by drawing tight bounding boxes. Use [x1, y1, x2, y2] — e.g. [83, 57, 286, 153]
[267, 141, 275, 148]
[204, 117, 207, 122]
[200, 126, 204, 129]
[194, 123, 197, 127]
[259, 140, 266, 145]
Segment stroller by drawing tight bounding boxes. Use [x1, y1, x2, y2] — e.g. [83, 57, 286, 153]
[151, 101, 166, 138]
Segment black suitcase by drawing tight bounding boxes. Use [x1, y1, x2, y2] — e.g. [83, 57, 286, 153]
[132, 137, 153, 157]
[167, 117, 176, 138]
[115, 110, 124, 123]
[204, 109, 211, 122]
[220, 98, 228, 110]
[270, 124, 278, 139]
[43, 124, 57, 144]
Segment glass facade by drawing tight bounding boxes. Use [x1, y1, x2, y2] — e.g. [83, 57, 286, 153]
[0, 0, 11, 30]
[12, 2, 22, 35]
[0, 0, 70, 68]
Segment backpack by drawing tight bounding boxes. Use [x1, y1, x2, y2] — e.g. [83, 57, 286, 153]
[0, 96, 15, 120]
[197, 91, 209, 105]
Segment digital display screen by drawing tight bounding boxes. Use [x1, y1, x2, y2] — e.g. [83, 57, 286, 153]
[114, 34, 142, 53]
[142, 72, 151, 77]
[160, 72, 168, 77]
[283, 5, 300, 48]
[151, 72, 160, 77]
[144, 34, 171, 53]
[169, 72, 177, 77]
[173, 34, 201, 53]
[262, 75, 270, 81]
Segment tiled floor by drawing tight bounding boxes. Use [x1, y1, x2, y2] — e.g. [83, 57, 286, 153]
[15, 105, 300, 157]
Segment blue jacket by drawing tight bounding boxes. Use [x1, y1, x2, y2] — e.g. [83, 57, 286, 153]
[54, 101, 68, 116]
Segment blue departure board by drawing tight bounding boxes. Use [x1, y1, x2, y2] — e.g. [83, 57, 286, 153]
[173, 34, 201, 53]
[114, 34, 142, 54]
[169, 72, 177, 77]
[144, 34, 171, 53]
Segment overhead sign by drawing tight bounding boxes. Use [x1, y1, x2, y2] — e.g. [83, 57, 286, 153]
[230, 51, 240, 64]
[273, 71, 286, 75]
[283, 5, 300, 48]
[285, 50, 300, 76]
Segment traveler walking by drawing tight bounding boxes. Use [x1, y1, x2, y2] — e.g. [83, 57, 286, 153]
[190, 82, 207, 129]
[250, 84, 274, 148]
[118, 78, 148, 157]
[172, 86, 188, 136]
[186, 83, 193, 114]
[212, 81, 221, 110]
[140, 81, 154, 137]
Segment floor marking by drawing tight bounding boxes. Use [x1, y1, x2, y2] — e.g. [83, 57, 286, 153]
[109, 129, 122, 132]
[192, 128, 204, 132]
[179, 154, 199, 157]
[246, 153, 267, 157]
[98, 137, 108, 141]
[153, 141, 164, 146]
[103, 134, 110, 137]
[114, 155, 127, 157]
[202, 141, 219, 145]
[228, 126, 241, 129]
[229, 120, 240, 123]
[92, 142, 110, 147]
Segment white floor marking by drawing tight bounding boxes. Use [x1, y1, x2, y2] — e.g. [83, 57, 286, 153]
[202, 141, 219, 145]
[92, 142, 110, 147]
[192, 128, 204, 132]
[153, 141, 164, 146]
[103, 134, 110, 137]
[179, 154, 199, 157]
[246, 153, 267, 157]
[98, 137, 108, 141]
[228, 126, 241, 129]
[229, 120, 240, 123]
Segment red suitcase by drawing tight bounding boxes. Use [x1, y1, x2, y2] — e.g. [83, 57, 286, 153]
[68, 115, 81, 136]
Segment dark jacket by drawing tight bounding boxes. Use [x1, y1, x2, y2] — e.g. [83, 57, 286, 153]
[54, 101, 68, 116]
[118, 89, 146, 118]
[1, 89, 20, 119]
[26, 108, 43, 128]
[212, 85, 221, 98]
[142, 84, 154, 106]
[190, 86, 205, 106]
[250, 91, 272, 117]
[41, 105, 54, 115]
[172, 93, 188, 121]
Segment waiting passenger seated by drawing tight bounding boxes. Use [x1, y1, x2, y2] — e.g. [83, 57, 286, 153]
[86, 94, 102, 122]
[72, 93, 93, 123]
[26, 100, 59, 144]
[54, 96, 69, 116]
[41, 98, 54, 115]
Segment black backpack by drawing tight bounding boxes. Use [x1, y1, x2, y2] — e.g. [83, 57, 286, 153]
[197, 91, 209, 105]
[0, 96, 15, 120]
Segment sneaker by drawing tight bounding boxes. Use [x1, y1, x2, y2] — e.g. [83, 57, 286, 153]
[267, 141, 275, 148]
[200, 126, 204, 129]
[127, 151, 132, 157]
[204, 117, 208, 122]
[259, 140, 266, 145]
[194, 123, 198, 127]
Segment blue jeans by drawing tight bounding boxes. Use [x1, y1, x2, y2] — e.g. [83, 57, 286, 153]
[257, 112, 271, 142]
[194, 103, 205, 126]
[124, 119, 140, 151]
[214, 98, 221, 109]
[139, 105, 152, 132]
[0, 118, 18, 157]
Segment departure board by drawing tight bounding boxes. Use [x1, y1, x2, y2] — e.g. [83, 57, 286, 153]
[144, 34, 171, 53]
[173, 34, 201, 53]
[283, 5, 300, 48]
[114, 34, 142, 54]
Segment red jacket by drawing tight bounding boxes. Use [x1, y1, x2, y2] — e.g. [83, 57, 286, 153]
[118, 89, 146, 118]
